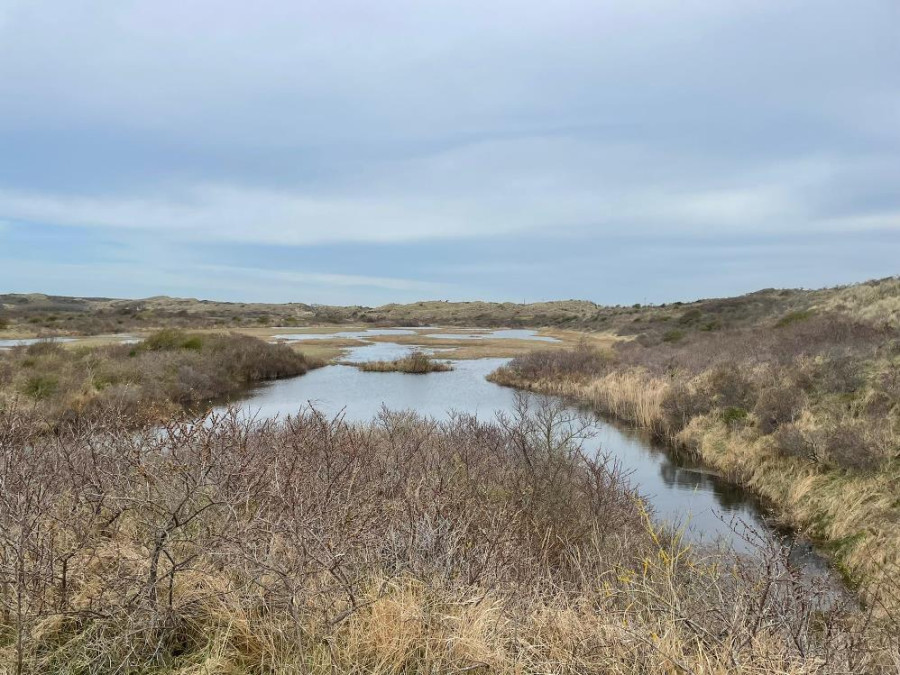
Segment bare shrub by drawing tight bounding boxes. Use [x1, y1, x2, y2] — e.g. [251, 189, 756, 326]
[821, 422, 887, 472]
[660, 382, 710, 433]
[705, 364, 756, 409]
[754, 382, 806, 434]
[773, 423, 815, 461]
[0, 403, 894, 673]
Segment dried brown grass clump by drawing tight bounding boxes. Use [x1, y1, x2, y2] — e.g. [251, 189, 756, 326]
[0, 400, 895, 673]
[357, 351, 452, 374]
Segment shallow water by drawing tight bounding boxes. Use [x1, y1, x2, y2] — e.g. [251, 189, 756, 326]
[0, 337, 78, 349]
[272, 328, 417, 341]
[0, 335, 140, 350]
[425, 329, 560, 342]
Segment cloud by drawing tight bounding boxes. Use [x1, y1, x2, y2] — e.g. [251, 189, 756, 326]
[0, 144, 895, 247]
[0, 0, 897, 301]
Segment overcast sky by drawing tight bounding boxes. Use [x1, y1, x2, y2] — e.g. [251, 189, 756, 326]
[1, 0, 898, 305]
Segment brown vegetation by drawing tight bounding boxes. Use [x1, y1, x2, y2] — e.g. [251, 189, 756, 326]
[0, 330, 310, 424]
[490, 313, 900, 612]
[1, 399, 896, 673]
[357, 351, 452, 374]
[3, 276, 897, 336]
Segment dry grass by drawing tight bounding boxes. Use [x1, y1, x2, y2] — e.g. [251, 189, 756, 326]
[491, 313, 900, 613]
[1, 401, 895, 673]
[357, 351, 452, 374]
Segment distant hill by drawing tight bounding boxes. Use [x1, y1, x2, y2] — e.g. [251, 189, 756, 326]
[1, 276, 898, 337]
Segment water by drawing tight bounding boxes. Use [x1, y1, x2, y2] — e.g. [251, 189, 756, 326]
[0, 337, 78, 349]
[0, 335, 140, 350]
[270, 328, 560, 343]
[425, 329, 560, 342]
[271, 329, 417, 341]
[222, 353, 827, 565]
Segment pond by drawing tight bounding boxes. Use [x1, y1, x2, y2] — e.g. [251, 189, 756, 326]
[221, 344, 832, 577]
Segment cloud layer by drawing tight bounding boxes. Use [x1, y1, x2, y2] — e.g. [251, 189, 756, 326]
[0, 0, 897, 303]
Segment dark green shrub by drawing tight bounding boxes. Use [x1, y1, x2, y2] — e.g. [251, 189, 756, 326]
[721, 406, 749, 426]
[775, 310, 814, 328]
[678, 309, 703, 326]
[23, 374, 59, 400]
[662, 329, 685, 343]
[143, 329, 205, 352]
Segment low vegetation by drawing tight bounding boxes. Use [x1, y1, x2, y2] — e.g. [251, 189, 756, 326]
[1, 400, 896, 673]
[357, 351, 452, 374]
[491, 312, 900, 612]
[3, 276, 897, 335]
[0, 330, 310, 424]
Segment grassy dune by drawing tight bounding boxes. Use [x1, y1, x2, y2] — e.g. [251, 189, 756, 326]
[3, 277, 898, 336]
[490, 307, 900, 612]
[1, 403, 893, 673]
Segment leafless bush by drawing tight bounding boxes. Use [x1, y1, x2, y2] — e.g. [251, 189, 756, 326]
[821, 422, 888, 472]
[660, 382, 711, 433]
[754, 381, 806, 434]
[1, 403, 893, 672]
[773, 423, 816, 461]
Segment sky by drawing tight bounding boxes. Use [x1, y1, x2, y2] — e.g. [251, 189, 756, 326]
[0, 0, 898, 306]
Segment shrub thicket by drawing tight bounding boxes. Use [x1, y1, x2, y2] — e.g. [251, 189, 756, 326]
[0, 331, 310, 423]
[0, 401, 893, 673]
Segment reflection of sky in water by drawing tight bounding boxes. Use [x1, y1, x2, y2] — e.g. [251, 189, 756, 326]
[0, 337, 78, 348]
[426, 329, 560, 342]
[0, 335, 140, 350]
[271, 327, 559, 343]
[341, 342, 448, 363]
[272, 329, 416, 341]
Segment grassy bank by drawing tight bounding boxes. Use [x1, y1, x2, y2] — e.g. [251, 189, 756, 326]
[490, 312, 900, 612]
[0, 330, 311, 424]
[1, 402, 894, 673]
[356, 351, 452, 374]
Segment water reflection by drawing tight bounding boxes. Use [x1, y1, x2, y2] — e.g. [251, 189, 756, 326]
[425, 329, 560, 342]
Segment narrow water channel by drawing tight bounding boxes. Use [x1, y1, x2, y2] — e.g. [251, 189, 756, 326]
[221, 337, 835, 578]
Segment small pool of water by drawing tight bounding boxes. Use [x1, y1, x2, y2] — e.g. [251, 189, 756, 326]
[425, 329, 560, 342]
[0, 337, 78, 349]
[272, 329, 417, 341]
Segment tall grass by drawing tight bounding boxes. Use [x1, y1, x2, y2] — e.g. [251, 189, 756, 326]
[491, 312, 900, 614]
